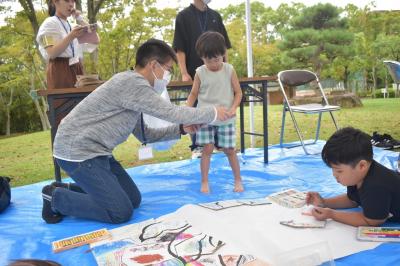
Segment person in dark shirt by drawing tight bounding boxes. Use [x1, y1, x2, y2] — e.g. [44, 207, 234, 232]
[173, 0, 231, 81]
[306, 127, 400, 227]
[173, 0, 231, 157]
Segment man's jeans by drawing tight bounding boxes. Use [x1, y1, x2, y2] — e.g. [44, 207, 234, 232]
[54, 156, 141, 223]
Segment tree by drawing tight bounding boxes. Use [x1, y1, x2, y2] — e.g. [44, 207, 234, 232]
[0, 87, 14, 136]
[270, 3, 305, 40]
[345, 5, 400, 93]
[219, 2, 284, 77]
[374, 34, 400, 62]
[325, 43, 355, 90]
[279, 4, 353, 76]
[95, 0, 177, 78]
[220, 1, 275, 43]
[0, 12, 49, 134]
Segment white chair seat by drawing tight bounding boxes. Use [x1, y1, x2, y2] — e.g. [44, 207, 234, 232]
[291, 104, 340, 113]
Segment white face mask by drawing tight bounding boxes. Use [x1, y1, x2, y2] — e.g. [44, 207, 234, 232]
[152, 63, 171, 94]
[202, 0, 211, 4]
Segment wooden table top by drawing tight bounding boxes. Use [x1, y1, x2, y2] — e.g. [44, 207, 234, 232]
[38, 76, 277, 96]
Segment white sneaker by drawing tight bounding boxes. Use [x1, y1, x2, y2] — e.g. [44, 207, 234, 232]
[191, 147, 203, 159]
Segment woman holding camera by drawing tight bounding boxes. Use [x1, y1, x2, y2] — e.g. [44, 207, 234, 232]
[36, 0, 99, 92]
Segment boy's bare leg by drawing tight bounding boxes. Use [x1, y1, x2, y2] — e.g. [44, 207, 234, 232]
[200, 144, 214, 193]
[224, 147, 244, 192]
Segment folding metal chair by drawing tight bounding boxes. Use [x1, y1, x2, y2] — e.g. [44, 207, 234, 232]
[278, 70, 340, 154]
[383, 60, 400, 98]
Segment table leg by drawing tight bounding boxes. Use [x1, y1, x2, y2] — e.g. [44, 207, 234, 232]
[48, 96, 62, 182]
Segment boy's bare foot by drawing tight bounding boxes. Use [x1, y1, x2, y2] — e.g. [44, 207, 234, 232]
[234, 181, 244, 192]
[201, 182, 210, 193]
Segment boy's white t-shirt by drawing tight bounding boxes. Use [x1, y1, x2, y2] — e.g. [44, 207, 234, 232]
[196, 62, 235, 126]
[36, 16, 83, 61]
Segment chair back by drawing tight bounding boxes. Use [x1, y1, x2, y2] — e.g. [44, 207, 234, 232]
[278, 70, 330, 107]
[279, 70, 317, 87]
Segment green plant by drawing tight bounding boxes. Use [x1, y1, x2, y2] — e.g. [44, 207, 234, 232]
[373, 88, 396, 98]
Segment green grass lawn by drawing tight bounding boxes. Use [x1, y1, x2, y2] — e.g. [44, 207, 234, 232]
[1, 98, 399, 187]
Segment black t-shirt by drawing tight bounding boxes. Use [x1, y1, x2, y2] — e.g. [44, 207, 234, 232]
[347, 160, 400, 222]
[173, 4, 232, 78]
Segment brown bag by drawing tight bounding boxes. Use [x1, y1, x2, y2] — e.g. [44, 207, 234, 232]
[75, 74, 104, 87]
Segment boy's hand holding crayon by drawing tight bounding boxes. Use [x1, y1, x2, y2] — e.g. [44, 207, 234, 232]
[311, 207, 333, 221]
[306, 191, 325, 207]
[306, 192, 333, 221]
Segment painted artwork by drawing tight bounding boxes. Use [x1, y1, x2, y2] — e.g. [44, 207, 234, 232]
[91, 219, 267, 266]
[267, 189, 307, 208]
[198, 198, 271, 211]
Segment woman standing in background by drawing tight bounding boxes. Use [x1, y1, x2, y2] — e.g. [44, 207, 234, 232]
[36, 0, 99, 92]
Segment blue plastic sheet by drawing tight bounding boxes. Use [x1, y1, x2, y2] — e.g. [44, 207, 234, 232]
[1, 142, 399, 266]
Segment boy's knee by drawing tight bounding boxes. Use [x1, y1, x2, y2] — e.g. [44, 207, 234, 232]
[223, 148, 235, 155]
[203, 144, 214, 155]
[108, 205, 133, 224]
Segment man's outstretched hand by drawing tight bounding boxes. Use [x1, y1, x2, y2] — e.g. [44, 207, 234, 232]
[215, 106, 235, 121]
[182, 124, 203, 134]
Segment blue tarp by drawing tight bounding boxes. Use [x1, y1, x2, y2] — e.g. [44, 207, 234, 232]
[1, 142, 399, 265]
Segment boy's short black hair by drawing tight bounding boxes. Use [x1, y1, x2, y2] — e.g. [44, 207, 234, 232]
[135, 39, 177, 68]
[322, 127, 373, 167]
[195, 31, 227, 59]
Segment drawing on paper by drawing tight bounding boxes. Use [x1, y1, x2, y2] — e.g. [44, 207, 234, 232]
[91, 218, 268, 265]
[198, 198, 271, 211]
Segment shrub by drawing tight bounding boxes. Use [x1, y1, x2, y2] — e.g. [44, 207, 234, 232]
[373, 88, 396, 98]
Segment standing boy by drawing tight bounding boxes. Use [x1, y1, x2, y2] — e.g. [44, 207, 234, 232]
[173, 0, 231, 158]
[187, 32, 243, 193]
[307, 127, 400, 226]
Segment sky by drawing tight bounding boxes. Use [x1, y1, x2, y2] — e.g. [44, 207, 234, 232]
[1, 0, 399, 25]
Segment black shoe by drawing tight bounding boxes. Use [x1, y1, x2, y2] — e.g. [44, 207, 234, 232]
[382, 134, 400, 149]
[51, 181, 85, 193]
[371, 132, 393, 150]
[374, 141, 394, 150]
[42, 185, 62, 224]
[371, 132, 382, 143]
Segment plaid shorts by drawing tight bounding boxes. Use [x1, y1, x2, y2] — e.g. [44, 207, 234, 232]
[196, 123, 236, 148]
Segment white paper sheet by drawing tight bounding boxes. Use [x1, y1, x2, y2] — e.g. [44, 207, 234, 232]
[91, 214, 271, 265]
[168, 203, 381, 265]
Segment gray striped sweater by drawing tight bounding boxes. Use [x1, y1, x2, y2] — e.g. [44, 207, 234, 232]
[53, 71, 215, 161]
